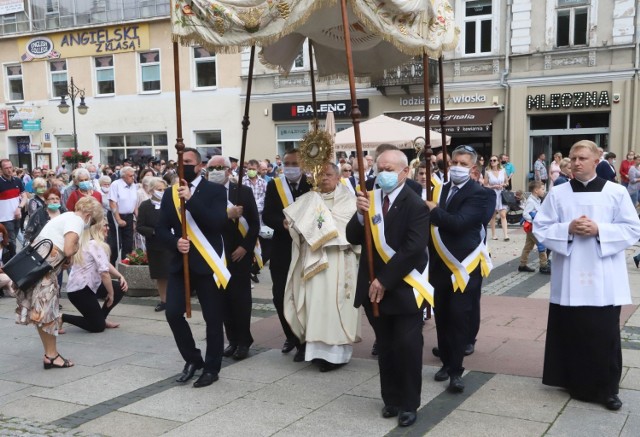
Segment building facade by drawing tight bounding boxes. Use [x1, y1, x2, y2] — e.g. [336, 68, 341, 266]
[0, 0, 243, 170]
[1, 0, 638, 191]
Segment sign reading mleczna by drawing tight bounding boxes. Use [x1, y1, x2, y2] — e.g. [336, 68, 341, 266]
[527, 91, 610, 110]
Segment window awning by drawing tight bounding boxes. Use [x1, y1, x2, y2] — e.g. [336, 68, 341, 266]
[385, 107, 500, 136]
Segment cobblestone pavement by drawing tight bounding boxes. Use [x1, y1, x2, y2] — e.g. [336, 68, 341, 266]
[0, 416, 101, 436]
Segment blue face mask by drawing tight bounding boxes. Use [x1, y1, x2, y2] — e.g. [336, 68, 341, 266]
[377, 171, 399, 193]
[47, 203, 61, 211]
[78, 181, 93, 191]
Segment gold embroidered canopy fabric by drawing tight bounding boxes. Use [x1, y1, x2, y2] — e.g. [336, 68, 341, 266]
[172, 0, 460, 76]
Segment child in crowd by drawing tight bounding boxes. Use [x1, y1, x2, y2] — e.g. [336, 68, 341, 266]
[518, 181, 551, 274]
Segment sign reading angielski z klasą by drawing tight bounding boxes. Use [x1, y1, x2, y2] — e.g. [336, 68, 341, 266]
[18, 23, 150, 61]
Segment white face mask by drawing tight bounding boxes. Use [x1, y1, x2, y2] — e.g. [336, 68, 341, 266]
[449, 166, 471, 185]
[153, 190, 164, 199]
[101, 186, 110, 193]
[283, 166, 301, 181]
[208, 170, 226, 185]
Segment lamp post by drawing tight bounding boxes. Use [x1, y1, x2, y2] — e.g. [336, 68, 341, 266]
[57, 77, 88, 151]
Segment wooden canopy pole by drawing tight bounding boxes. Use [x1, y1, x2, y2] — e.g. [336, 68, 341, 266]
[172, 41, 191, 318]
[339, 0, 379, 317]
[422, 52, 434, 201]
[438, 56, 448, 182]
[308, 41, 319, 131]
[236, 45, 256, 205]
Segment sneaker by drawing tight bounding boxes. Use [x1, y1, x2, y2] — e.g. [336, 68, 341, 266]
[518, 265, 535, 273]
[539, 265, 551, 274]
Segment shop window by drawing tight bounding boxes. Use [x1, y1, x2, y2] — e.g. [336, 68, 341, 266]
[530, 115, 567, 130]
[556, 0, 589, 47]
[95, 55, 115, 95]
[193, 47, 217, 89]
[98, 132, 168, 166]
[195, 130, 223, 158]
[139, 50, 161, 92]
[5, 64, 24, 101]
[463, 0, 492, 55]
[49, 59, 68, 98]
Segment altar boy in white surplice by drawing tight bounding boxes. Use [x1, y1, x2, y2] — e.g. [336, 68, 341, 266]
[283, 163, 361, 372]
[534, 140, 640, 412]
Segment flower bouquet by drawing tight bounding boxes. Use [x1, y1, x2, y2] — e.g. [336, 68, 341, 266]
[121, 248, 149, 265]
[62, 148, 93, 164]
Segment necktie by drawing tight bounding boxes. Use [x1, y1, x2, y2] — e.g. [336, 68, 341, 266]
[291, 183, 297, 195]
[445, 186, 459, 208]
[382, 195, 390, 217]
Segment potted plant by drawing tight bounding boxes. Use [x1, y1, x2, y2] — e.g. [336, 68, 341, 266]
[117, 248, 157, 297]
[62, 149, 93, 166]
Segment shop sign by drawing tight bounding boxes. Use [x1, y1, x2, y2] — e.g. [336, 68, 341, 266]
[0, 110, 7, 131]
[400, 93, 487, 107]
[8, 109, 22, 129]
[0, 0, 24, 15]
[22, 120, 41, 131]
[30, 144, 41, 152]
[272, 99, 369, 121]
[386, 107, 499, 136]
[527, 91, 610, 110]
[18, 23, 149, 61]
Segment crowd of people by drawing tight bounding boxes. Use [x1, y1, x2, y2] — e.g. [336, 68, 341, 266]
[1, 138, 639, 427]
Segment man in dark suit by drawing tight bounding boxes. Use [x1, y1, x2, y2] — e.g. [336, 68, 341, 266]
[262, 148, 312, 361]
[346, 149, 429, 428]
[426, 145, 489, 393]
[156, 148, 228, 388]
[206, 155, 259, 361]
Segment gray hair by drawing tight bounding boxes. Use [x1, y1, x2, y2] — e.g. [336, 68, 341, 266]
[75, 168, 90, 180]
[141, 175, 154, 190]
[377, 149, 408, 167]
[149, 177, 167, 191]
[120, 166, 135, 176]
[98, 176, 111, 185]
[326, 162, 340, 175]
[32, 177, 47, 189]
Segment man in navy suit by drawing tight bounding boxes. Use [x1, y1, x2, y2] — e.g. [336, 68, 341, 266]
[206, 155, 260, 361]
[347, 149, 429, 428]
[426, 145, 489, 393]
[156, 148, 228, 388]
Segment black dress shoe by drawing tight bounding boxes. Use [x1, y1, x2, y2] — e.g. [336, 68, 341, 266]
[432, 347, 440, 357]
[434, 366, 449, 381]
[448, 375, 464, 393]
[193, 372, 218, 388]
[634, 255, 640, 269]
[154, 302, 166, 312]
[223, 344, 237, 357]
[371, 341, 378, 356]
[605, 394, 622, 411]
[250, 273, 259, 283]
[518, 265, 535, 272]
[319, 360, 344, 372]
[281, 339, 295, 354]
[176, 362, 203, 383]
[398, 410, 417, 427]
[233, 345, 250, 360]
[381, 405, 399, 418]
[293, 345, 306, 362]
[464, 344, 475, 356]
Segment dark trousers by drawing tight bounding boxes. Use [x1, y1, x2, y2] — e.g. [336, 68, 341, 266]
[63, 282, 124, 332]
[166, 271, 224, 374]
[270, 265, 298, 345]
[468, 278, 482, 345]
[1, 220, 17, 258]
[108, 212, 134, 264]
[223, 259, 254, 347]
[365, 305, 424, 411]
[434, 266, 482, 376]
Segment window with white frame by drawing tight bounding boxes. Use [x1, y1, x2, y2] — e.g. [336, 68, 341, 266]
[6, 64, 24, 101]
[99, 132, 168, 166]
[139, 50, 160, 92]
[290, 39, 310, 72]
[50, 59, 68, 98]
[95, 55, 115, 95]
[463, 0, 492, 55]
[556, 0, 589, 47]
[193, 47, 217, 88]
[195, 130, 223, 158]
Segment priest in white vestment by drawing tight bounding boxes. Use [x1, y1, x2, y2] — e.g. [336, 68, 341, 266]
[534, 140, 640, 411]
[283, 163, 360, 372]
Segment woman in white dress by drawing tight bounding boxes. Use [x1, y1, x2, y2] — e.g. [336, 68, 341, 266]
[484, 155, 510, 241]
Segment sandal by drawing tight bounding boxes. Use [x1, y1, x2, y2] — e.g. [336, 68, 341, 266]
[43, 353, 74, 370]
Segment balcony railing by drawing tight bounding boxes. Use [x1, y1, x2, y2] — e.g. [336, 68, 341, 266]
[371, 57, 438, 89]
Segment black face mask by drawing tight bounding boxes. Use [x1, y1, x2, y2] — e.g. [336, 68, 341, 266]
[183, 165, 198, 183]
[501, 160, 507, 165]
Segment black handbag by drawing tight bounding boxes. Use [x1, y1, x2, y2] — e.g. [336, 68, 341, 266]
[3, 239, 55, 290]
[501, 190, 516, 207]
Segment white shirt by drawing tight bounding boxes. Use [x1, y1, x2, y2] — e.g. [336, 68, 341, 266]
[108, 178, 137, 214]
[37, 212, 84, 250]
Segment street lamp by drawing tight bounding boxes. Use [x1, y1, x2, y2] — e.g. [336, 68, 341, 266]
[57, 76, 88, 151]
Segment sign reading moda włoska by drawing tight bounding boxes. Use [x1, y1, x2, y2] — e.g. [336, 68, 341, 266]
[18, 23, 150, 61]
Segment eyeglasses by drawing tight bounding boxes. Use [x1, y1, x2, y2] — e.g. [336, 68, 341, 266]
[207, 166, 227, 171]
[453, 145, 477, 156]
[490, 159, 498, 162]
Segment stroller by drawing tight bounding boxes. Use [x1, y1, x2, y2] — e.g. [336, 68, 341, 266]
[504, 190, 525, 224]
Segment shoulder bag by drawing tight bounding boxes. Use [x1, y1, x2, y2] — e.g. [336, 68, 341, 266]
[3, 239, 56, 290]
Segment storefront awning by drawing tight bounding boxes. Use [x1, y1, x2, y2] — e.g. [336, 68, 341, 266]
[385, 107, 500, 136]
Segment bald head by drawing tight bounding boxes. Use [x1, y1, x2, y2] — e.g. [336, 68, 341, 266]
[377, 149, 408, 169]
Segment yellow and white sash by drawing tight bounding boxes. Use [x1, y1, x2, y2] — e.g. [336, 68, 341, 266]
[367, 189, 434, 308]
[430, 183, 492, 292]
[172, 185, 231, 289]
[340, 178, 356, 196]
[227, 200, 263, 268]
[274, 175, 294, 207]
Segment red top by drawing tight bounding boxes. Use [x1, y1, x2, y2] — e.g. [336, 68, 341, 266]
[620, 159, 633, 183]
[66, 189, 102, 212]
